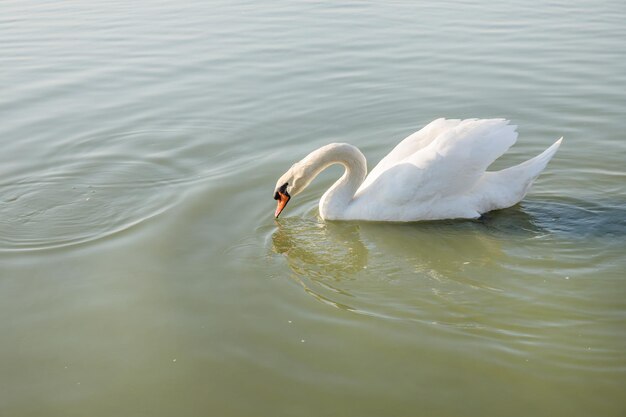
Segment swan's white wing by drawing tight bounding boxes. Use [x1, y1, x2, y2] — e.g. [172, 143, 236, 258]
[355, 119, 518, 206]
[408, 119, 518, 197]
[358, 118, 462, 191]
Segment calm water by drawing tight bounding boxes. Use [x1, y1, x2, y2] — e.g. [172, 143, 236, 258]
[1, 1, 625, 416]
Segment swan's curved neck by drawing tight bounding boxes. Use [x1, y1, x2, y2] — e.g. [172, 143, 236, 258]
[299, 143, 367, 220]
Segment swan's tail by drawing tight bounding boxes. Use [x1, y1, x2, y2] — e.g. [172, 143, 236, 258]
[508, 137, 562, 180]
[473, 138, 563, 212]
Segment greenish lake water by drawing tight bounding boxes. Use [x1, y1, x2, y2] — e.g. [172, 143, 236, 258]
[1, 1, 625, 416]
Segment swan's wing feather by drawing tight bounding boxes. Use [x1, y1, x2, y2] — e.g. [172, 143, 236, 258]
[356, 119, 518, 205]
[359, 118, 462, 191]
[409, 118, 518, 198]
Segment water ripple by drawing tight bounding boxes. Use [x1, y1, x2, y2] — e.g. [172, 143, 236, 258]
[0, 153, 187, 252]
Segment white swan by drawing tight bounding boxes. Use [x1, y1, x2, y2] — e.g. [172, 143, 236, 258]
[273, 118, 562, 221]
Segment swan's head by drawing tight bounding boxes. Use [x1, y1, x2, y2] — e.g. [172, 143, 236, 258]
[273, 162, 312, 218]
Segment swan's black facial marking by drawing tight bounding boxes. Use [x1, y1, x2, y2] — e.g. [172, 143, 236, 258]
[274, 182, 289, 200]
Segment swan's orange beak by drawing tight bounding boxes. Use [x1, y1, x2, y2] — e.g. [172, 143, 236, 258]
[274, 192, 290, 218]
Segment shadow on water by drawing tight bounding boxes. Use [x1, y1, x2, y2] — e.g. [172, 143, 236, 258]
[511, 198, 626, 240]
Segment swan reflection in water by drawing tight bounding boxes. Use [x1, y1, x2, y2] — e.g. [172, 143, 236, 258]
[270, 198, 626, 322]
[271, 196, 624, 279]
[271, 215, 514, 277]
[271, 218, 368, 311]
[269, 208, 541, 317]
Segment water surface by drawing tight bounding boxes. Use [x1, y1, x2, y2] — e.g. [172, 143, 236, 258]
[1, 1, 625, 416]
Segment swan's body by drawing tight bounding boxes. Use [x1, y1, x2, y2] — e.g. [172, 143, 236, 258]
[273, 118, 562, 222]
